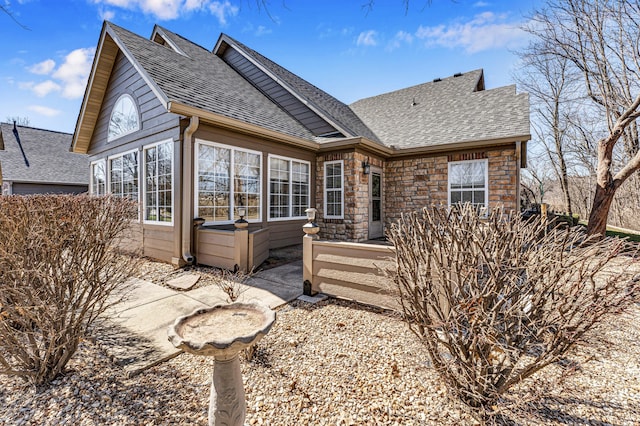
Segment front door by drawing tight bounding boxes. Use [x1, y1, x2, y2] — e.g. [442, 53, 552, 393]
[368, 168, 383, 239]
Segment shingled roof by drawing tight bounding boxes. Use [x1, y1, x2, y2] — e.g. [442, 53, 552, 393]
[0, 123, 88, 185]
[107, 23, 315, 141]
[350, 70, 530, 149]
[214, 33, 381, 143]
[74, 22, 529, 155]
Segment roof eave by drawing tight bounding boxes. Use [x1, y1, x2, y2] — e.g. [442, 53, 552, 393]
[317, 134, 531, 158]
[390, 134, 532, 158]
[167, 101, 320, 151]
[4, 179, 88, 186]
[318, 137, 393, 157]
[71, 22, 111, 154]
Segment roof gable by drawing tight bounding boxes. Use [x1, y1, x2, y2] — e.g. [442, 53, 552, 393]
[213, 34, 381, 143]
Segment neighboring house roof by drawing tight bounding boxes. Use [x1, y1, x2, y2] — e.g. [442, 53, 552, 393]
[73, 22, 530, 155]
[0, 123, 88, 185]
[350, 70, 530, 149]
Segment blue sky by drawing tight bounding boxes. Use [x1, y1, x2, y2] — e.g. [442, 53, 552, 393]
[1, 0, 541, 134]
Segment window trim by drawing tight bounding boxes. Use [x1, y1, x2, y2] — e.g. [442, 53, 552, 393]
[108, 93, 140, 142]
[194, 140, 263, 225]
[323, 159, 344, 219]
[108, 147, 141, 221]
[90, 159, 107, 196]
[267, 154, 311, 222]
[142, 140, 174, 226]
[447, 158, 489, 208]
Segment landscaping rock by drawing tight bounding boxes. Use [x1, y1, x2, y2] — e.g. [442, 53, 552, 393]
[166, 274, 200, 290]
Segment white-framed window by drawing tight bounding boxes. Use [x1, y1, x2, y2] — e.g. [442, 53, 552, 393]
[448, 159, 488, 208]
[90, 159, 106, 196]
[143, 140, 173, 225]
[108, 94, 140, 142]
[324, 160, 344, 219]
[268, 155, 310, 220]
[195, 140, 261, 224]
[109, 149, 139, 206]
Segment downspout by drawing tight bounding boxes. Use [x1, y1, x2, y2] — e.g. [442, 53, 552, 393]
[182, 116, 199, 264]
[515, 141, 522, 213]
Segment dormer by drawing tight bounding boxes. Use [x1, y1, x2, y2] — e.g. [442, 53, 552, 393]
[213, 34, 348, 138]
[150, 26, 188, 57]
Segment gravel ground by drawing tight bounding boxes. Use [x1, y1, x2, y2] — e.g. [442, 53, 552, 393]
[2, 294, 640, 425]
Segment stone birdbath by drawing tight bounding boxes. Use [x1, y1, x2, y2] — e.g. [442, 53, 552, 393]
[168, 303, 276, 426]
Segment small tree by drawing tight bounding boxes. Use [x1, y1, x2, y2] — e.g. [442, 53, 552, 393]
[526, 0, 640, 236]
[0, 195, 138, 384]
[389, 204, 639, 420]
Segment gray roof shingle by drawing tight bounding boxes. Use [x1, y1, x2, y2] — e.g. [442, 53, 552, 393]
[349, 70, 530, 149]
[0, 123, 88, 185]
[108, 23, 316, 141]
[105, 23, 529, 152]
[217, 34, 382, 144]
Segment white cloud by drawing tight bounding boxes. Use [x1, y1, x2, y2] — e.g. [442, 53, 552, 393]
[386, 30, 413, 51]
[52, 47, 96, 99]
[99, 8, 116, 20]
[474, 1, 490, 7]
[415, 12, 528, 53]
[18, 81, 34, 90]
[28, 59, 56, 75]
[140, 0, 182, 20]
[92, 0, 238, 22]
[209, 0, 238, 25]
[28, 105, 62, 117]
[356, 30, 378, 47]
[32, 80, 61, 97]
[254, 25, 271, 36]
[184, 0, 206, 10]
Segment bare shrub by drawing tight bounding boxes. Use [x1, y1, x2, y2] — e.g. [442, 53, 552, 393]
[213, 268, 253, 303]
[388, 204, 639, 419]
[0, 195, 138, 385]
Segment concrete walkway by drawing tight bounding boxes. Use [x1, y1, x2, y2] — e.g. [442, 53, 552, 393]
[96, 261, 303, 376]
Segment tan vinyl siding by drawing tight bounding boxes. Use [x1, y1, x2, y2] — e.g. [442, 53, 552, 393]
[194, 125, 316, 249]
[142, 226, 174, 263]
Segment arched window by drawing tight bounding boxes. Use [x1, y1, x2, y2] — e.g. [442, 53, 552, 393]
[108, 94, 139, 141]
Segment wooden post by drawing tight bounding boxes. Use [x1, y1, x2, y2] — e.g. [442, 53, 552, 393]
[303, 234, 314, 295]
[234, 229, 249, 273]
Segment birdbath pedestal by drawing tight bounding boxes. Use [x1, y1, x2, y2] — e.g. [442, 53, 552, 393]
[168, 303, 276, 426]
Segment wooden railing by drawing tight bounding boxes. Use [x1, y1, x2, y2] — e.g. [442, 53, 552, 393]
[303, 237, 398, 310]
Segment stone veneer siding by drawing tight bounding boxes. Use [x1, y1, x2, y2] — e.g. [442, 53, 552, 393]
[316, 151, 384, 241]
[316, 146, 518, 241]
[384, 147, 519, 229]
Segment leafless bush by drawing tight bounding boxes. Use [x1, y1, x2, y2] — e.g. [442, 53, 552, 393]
[0, 195, 138, 385]
[213, 268, 253, 303]
[388, 204, 639, 419]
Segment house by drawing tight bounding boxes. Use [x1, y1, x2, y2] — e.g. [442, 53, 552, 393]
[72, 21, 530, 267]
[0, 122, 88, 195]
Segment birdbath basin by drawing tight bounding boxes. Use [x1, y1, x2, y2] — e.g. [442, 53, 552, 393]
[168, 303, 276, 426]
